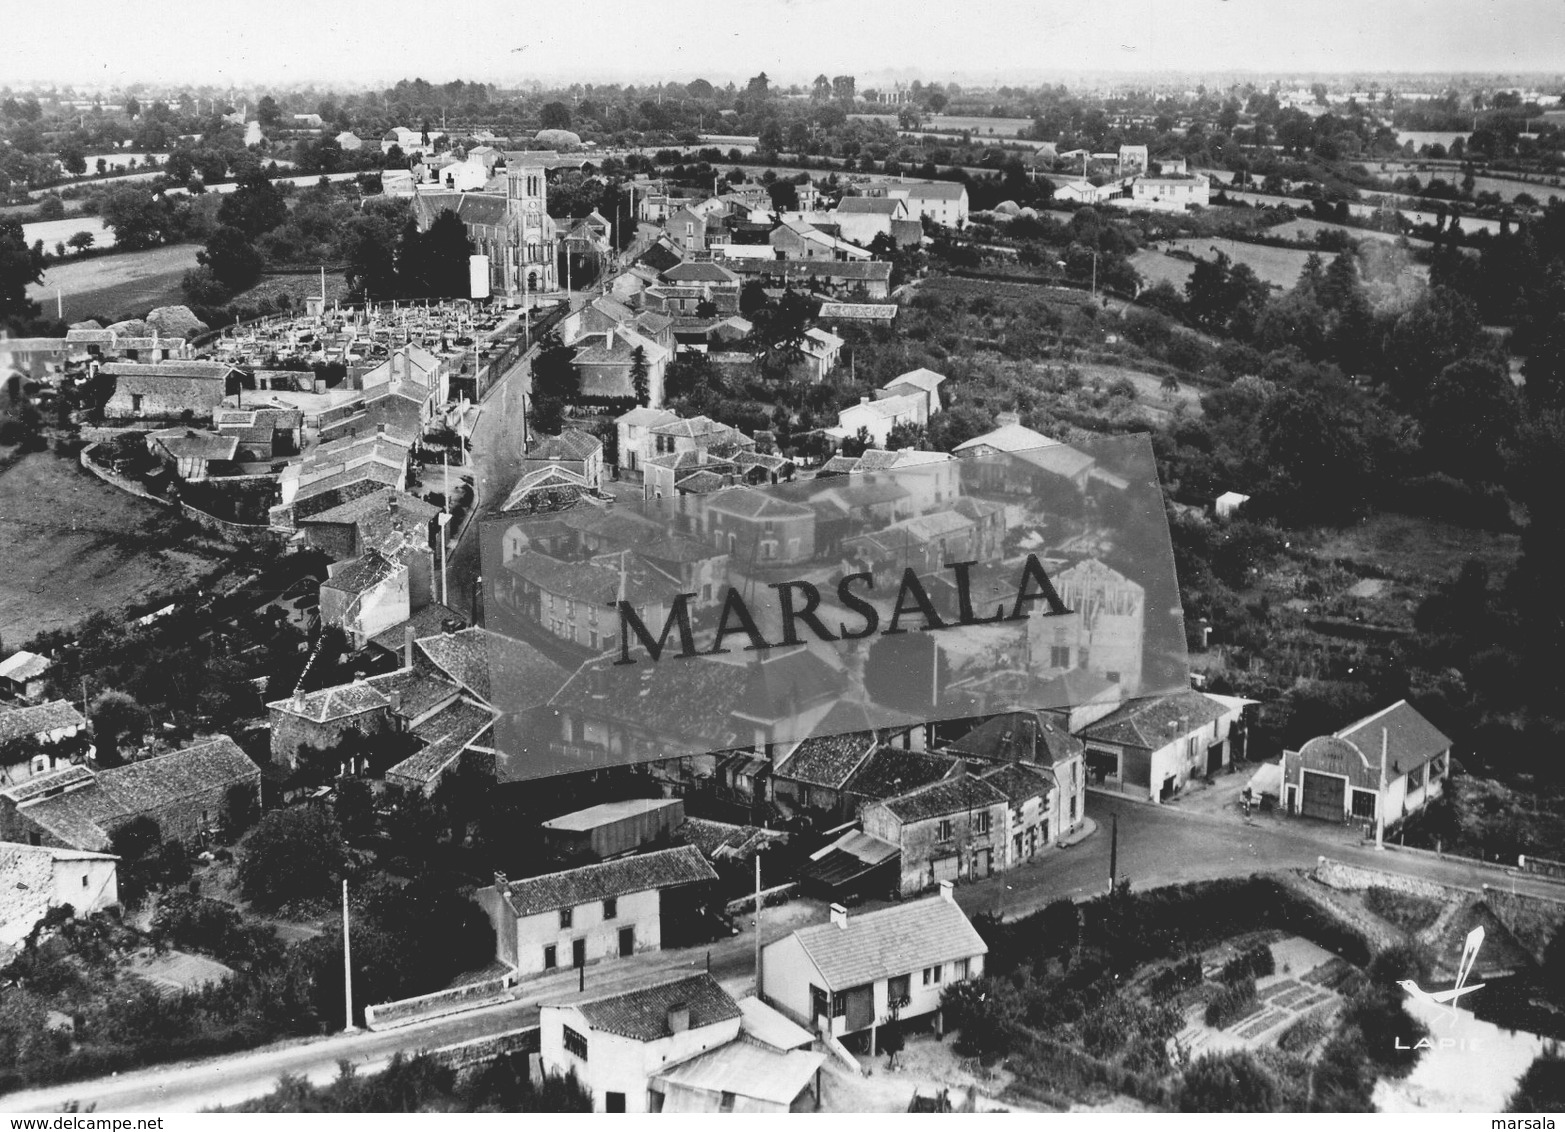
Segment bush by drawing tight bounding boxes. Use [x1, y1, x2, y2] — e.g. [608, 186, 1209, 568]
[1177, 1050, 1282, 1112]
[1204, 977, 1258, 1028]
[1220, 942, 1276, 983]
[238, 806, 347, 911]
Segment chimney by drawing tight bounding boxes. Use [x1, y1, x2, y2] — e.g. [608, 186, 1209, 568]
[830, 903, 849, 929]
[666, 1004, 690, 1034]
[859, 395, 869, 404]
[938, 879, 955, 904]
[388, 689, 403, 716]
[493, 870, 507, 890]
[404, 624, 416, 668]
[292, 688, 306, 710]
[606, 328, 615, 349]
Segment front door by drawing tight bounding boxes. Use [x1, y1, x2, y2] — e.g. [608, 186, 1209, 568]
[572, 938, 586, 968]
[846, 984, 875, 1032]
[619, 926, 635, 957]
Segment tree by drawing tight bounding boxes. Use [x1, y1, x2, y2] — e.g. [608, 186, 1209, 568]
[335, 778, 376, 843]
[89, 689, 147, 763]
[766, 179, 799, 212]
[1422, 354, 1520, 484]
[100, 185, 168, 251]
[67, 230, 95, 254]
[217, 168, 288, 239]
[528, 334, 578, 434]
[198, 225, 264, 292]
[59, 142, 87, 178]
[399, 209, 472, 298]
[539, 102, 572, 131]
[629, 345, 649, 405]
[0, 220, 45, 333]
[1509, 1051, 1565, 1113]
[256, 96, 282, 128]
[746, 73, 771, 98]
[238, 806, 348, 910]
[1177, 1050, 1281, 1112]
[1381, 286, 1484, 405]
[125, 96, 141, 118]
[863, 631, 951, 712]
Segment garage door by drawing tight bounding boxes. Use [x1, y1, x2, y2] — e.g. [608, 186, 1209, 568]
[932, 856, 960, 883]
[1301, 770, 1345, 822]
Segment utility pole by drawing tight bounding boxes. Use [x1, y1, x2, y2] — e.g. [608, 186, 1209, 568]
[1108, 812, 1118, 893]
[342, 879, 354, 1031]
[754, 847, 765, 997]
[440, 453, 450, 607]
[1376, 728, 1387, 850]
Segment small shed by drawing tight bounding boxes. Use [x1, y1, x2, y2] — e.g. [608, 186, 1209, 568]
[1215, 491, 1251, 520]
[542, 797, 686, 861]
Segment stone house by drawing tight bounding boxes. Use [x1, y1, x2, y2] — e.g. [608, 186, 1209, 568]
[1080, 690, 1251, 804]
[214, 407, 304, 461]
[0, 652, 53, 702]
[522, 429, 605, 492]
[0, 700, 88, 786]
[0, 737, 260, 852]
[947, 709, 1086, 844]
[319, 548, 428, 650]
[145, 428, 238, 482]
[862, 774, 1010, 895]
[101, 362, 236, 421]
[296, 488, 440, 564]
[266, 680, 394, 769]
[701, 487, 816, 566]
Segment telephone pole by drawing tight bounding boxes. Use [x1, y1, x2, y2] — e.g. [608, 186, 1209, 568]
[1108, 813, 1118, 892]
[342, 879, 355, 1031]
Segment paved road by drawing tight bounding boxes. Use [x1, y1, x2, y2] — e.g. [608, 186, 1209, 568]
[6, 788, 1557, 1112]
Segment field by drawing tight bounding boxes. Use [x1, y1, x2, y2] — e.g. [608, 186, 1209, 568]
[0, 450, 232, 645]
[1132, 236, 1410, 294]
[1264, 216, 1433, 248]
[849, 113, 1033, 137]
[25, 243, 199, 324]
[21, 214, 115, 251]
[1302, 510, 1520, 586]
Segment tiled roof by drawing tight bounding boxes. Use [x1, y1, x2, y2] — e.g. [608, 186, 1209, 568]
[617, 407, 679, 428]
[1081, 691, 1237, 750]
[834, 197, 904, 215]
[0, 700, 86, 744]
[662, 261, 740, 285]
[321, 550, 402, 594]
[777, 732, 876, 790]
[559, 972, 739, 1043]
[844, 748, 960, 801]
[151, 430, 239, 462]
[267, 680, 389, 724]
[884, 367, 946, 393]
[367, 603, 468, 655]
[900, 182, 967, 200]
[1333, 699, 1452, 775]
[410, 696, 493, 746]
[786, 894, 987, 990]
[543, 797, 682, 833]
[727, 260, 892, 281]
[0, 764, 94, 804]
[948, 710, 1084, 768]
[673, 470, 728, 494]
[16, 737, 258, 852]
[366, 668, 461, 722]
[385, 698, 495, 786]
[501, 845, 717, 917]
[653, 1034, 824, 1103]
[415, 191, 512, 228]
[977, 761, 1057, 803]
[301, 488, 438, 529]
[418, 627, 563, 708]
[880, 774, 1008, 823]
[505, 549, 664, 606]
[527, 429, 602, 462]
[101, 361, 235, 379]
[954, 422, 1060, 455]
[705, 486, 814, 520]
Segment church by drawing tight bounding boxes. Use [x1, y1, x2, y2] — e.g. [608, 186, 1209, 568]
[412, 160, 559, 299]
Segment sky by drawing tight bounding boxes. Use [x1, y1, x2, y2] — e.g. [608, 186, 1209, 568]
[8, 0, 1565, 89]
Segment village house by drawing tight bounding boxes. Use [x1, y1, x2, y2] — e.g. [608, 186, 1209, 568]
[0, 700, 88, 786]
[0, 737, 261, 852]
[0, 652, 53, 702]
[1281, 700, 1451, 827]
[296, 488, 439, 564]
[500, 548, 666, 652]
[1080, 689, 1252, 804]
[830, 196, 910, 245]
[701, 486, 816, 566]
[571, 327, 672, 406]
[319, 548, 422, 650]
[760, 885, 987, 1046]
[769, 218, 873, 262]
[1120, 172, 1212, 212]
[522, 429, 605, 491]
[885, 181, 969, 227]
[615, 407, 679, 477]
[824, 392, 926, 449]
[878, 368, 946, 418]
[539, 972, 823, 1114]
[145, 428, 238, 483]
[474, 846, 717, 978]
[727, 259, 894, 301]
[542, 798, 686, 863]
[770, 731, 878, 818]
[0, 842, 118, 950]
[213, 406, 303, 462]
[266, 680, 393, 770]
[861, 774, 1010, 894]
[946, 709, 1088, 850]
[101, 361, 236, 421]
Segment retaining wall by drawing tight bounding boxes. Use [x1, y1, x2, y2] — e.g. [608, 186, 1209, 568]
[1313, 856, 1462, 900]
[429, 1025, 540, 1072]
[1481, 885, 1565, 965]
[363, 971, 516, 1031]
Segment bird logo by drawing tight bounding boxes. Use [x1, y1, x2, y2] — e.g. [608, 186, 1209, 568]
[1396, 926, 1486, 1024]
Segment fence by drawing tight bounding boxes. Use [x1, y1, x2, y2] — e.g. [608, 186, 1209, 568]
[79, 442, 290, 546]
[475, 301, 568, 402]
[363, 970, 517, 1031]
[1519, 854, 1565, 881]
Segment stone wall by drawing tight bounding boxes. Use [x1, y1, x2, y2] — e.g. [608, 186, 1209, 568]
[1481, 885, 1565, 965]
[268, 705, 387, 769]
[432, 1025, 540, 1072]
[1313, 856, 1462, 901]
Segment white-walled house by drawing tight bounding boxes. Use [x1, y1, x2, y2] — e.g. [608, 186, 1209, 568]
[825, 392, 925, 448]
[473, 846, 717, 978]
[760, 884, 986, 1046]
[539, 972, 742, 1113]
[0, 842, 118, 949]
[1080, 690, 1251, 803]
[885, 181, 969, 227]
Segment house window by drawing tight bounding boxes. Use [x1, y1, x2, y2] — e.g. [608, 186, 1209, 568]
[605, 1093, 626, 1113]
[953, 958, 971, 981]
[702, 584, 712, 601]
[603, 897, 617, 920]
[923, 964, 943, 986]
[560, 907, 573, 929]
[131, 393, 144, 413]
[544, 945, 557, 970]
[563, 1025, 588, 1060]
[1049, 646, 1071, 668]
[81, 874, 89, 888]
[936, 818, 953, 841]
[1409, 764, 1425, 790]
[719, 1091, 735, 1112]
[887, 974, 910, 1005]
[830, 991, 847, 1017]
[974, 812, 991, 835]
[1351, 790, 1377, 819]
